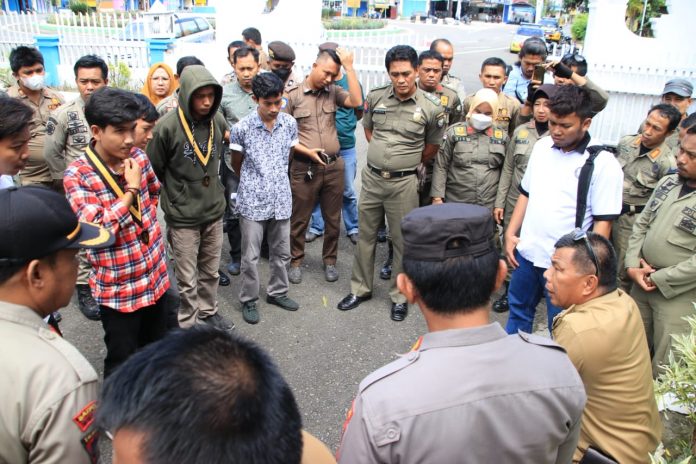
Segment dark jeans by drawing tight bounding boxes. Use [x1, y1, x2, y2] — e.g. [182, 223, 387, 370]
[100, 297, 168, 377]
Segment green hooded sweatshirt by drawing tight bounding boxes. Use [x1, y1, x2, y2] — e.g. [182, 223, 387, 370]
[147, 65, 228, 227]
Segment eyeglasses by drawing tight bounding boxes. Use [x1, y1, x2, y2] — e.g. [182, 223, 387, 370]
[562, 53, 586, 63]
[572, 228, 599, 277]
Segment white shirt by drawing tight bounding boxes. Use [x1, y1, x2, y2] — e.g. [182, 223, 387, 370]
[0, 175, 14, 189]
[517, 135, 623, 268]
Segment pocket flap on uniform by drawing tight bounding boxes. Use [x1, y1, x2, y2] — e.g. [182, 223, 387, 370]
[293, 109, 312, 119]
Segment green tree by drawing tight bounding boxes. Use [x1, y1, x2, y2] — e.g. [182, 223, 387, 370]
[626, 0, 666, 37]
[571, 13, 588, 41]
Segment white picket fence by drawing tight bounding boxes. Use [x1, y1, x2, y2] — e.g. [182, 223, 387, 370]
[0, 12, 40, 66]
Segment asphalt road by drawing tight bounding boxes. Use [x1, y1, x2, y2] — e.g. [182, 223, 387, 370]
[54, 21, 550, 460]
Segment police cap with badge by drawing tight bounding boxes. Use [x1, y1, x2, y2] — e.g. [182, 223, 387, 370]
[267, 41, 296, 62]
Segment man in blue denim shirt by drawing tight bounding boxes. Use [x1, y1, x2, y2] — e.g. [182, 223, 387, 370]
[306, 42, 363, 245]
[502, 37, 547, 104]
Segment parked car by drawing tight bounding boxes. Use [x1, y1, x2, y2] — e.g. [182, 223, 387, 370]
[509, 24, 544, 53]
[118, 13, 214, 43]
[539, 17, 562, 42]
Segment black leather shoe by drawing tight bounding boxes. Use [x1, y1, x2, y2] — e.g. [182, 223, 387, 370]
[337, 293, 372, 311]
[377, 227, 387, 243]
[391, 303, 408, 322]
[379, 263, 392, 280]
[219, 271, 230, 287]
[76, 284, 100, 321]
[492, 295, 509, 313]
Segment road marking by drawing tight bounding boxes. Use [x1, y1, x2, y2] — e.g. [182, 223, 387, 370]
[455, 47, 509, 55]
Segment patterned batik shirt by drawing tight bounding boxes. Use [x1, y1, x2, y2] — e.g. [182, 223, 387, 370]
[229, 111, 298, 221]
[64, 146, 169, 312]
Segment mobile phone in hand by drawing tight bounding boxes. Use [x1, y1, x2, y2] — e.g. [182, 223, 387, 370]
[533, 64, 546, 83]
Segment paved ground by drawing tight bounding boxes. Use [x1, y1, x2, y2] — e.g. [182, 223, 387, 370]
[54, 21, 553, 460]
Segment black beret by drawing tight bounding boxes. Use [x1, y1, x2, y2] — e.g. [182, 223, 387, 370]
[401, 203, 496, 261]
[267, 41, 295, 62]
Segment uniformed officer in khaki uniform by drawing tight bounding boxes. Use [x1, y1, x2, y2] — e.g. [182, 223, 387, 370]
[283, 46, 362, 284]
[337, 203, 586, 463]
[430, 38, 465, 102]
[660, 78, 693, 151]
[415, 49, 461, 206]
[43, 55, 108, 321]
[7, 46, 64, 188]
[337, 45, 445, 322]
[625, 127, 696, 376]
[267, 41, 301, 92]
[0, 186, 114, 464]
[613, 104, 681, 292]
[431, 88, 508, 209]
[462, 57, 520, 136]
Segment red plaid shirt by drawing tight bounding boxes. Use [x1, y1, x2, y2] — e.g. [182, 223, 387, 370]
[64, 146, 169, 312]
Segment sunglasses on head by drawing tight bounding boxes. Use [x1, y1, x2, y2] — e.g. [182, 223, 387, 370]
[562, 53, 586, 63]
[572, 228, 599, 277]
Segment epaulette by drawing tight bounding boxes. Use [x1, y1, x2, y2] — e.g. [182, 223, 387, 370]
[516, 330, 567, 353]
[422, 90, 442, 107]
[285, 83, 300, 93]
[358, 351, 420, 394]
[368, 82, 391, 94]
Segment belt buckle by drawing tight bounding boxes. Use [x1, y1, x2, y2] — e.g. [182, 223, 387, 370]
[380, 170, 391, 179]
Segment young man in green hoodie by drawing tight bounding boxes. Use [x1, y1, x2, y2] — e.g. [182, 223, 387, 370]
[147, 65, 233, 330]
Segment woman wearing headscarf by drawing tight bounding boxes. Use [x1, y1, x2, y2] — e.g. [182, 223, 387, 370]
[430, 87, 509, 208]
[141, 62, 177, 106]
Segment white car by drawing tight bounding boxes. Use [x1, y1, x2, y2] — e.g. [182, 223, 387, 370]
[118, 13, 214, 43]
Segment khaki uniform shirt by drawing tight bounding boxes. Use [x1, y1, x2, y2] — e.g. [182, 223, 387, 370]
[363, 84, 445, 171]
[0, 302, 99, 464]
[220, 80, 257, 126]
[441, 72, 465, 102]
[553, 290, 661, 463]
[44, 97, 90, 180]
[431, 122, 508, 209]
[337, 323, 586, 464]
[284, 71, 302, 93]
[664, 130, 679, 152]
[617, 134, 675, 207]
[283, 79, 351, 157]
[625, 174, 696, 299]
[423, 82, 461, 125]
[156, 91, 179, 116]
[7, 85, 64, 184]
[463, 90, 521, 136]
[495, 121, 543, 216]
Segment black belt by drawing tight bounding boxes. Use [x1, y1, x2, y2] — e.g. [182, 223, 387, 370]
[368, 164, 417, 179]
[294, 154, 339, 165]
[621, 204, 645, 215]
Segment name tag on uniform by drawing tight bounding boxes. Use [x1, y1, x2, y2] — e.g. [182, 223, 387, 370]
[373, 104, 387, 114]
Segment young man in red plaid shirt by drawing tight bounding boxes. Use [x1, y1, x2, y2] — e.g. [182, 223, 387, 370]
[64, 87, 170, 377]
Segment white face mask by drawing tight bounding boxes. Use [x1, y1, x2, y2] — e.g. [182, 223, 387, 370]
[21, 74, 46, 91]
[470, 113, 493, 131]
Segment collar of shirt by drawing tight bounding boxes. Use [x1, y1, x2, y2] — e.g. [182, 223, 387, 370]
[233, 80, 253, 96]
[0, 300, 46, 330]
[419, 322, 508, 351]
[250, 111, 287, 132]
[552, 131, 591, 154]
[302, 79, 327, 95]
[553, 289, 623, 330]
[387, 85, 418, 104]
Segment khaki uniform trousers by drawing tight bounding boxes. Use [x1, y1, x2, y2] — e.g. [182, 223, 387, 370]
[612, 212, 639, 292]
[350, 167, 418, 304]
[631, 284, 696, 377]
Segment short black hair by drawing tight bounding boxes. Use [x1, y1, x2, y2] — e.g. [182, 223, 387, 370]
[554, 231, 617, 291]
[418, 50, 444, 66]
[648, 103, 683, 132]
[133, 93, 158, 123]
[317, 48, 341, 66]
[385, 45, 418, 72]
[0, 252, 56, 286]
[85, 87, 140, 129]
[520, 37, 548, 59]
[233, 46, 260, 64]
[227, 40, 246, 56]
[560, 53, 587, 76]
[429, 38, 452, 51]
[9, 46, 44, 74]
[403, 249, 500, 314]
[549, 85, 593, 120]
[480, 57, 507, 73]
[0, 97, 34, 140]
[73, 54, 108, 80]
[681, 112, 696, 130]
[97, 327, 303, 464]
[176, 56, 204, 76]
[242, 27, 262, 45]
[252, 72, 284, 100]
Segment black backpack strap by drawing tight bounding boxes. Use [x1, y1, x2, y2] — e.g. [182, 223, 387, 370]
[575, 145, 604, 229]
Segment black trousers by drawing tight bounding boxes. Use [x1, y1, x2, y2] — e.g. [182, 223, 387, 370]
[221, 156, 242, 263]
[100, 297, 168, 377]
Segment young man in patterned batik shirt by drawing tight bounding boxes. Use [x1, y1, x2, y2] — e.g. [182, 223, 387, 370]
[64, 87, 169, 377]
[229, 72, 300, 325]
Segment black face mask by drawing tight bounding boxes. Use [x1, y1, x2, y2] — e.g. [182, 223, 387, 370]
[272, 67, 292, 82]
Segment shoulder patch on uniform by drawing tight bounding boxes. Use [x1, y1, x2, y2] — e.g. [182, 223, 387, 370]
[454, 126, 466, 136]
[281, 97, 288, 109]
[46, 117, 58, 135]
[440, 95, 449, 106]
[358, 352, 420, 394]
[436, 113, 446, 128]
[73, 400, 96, 432]
[81, 429, 99, 464]
[422, 91, 441, 106]
[517, 331, 567, 353]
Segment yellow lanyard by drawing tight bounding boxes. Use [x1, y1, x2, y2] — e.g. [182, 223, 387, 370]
[177, 107, 214, 167]
[84, 146, 142, 227]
